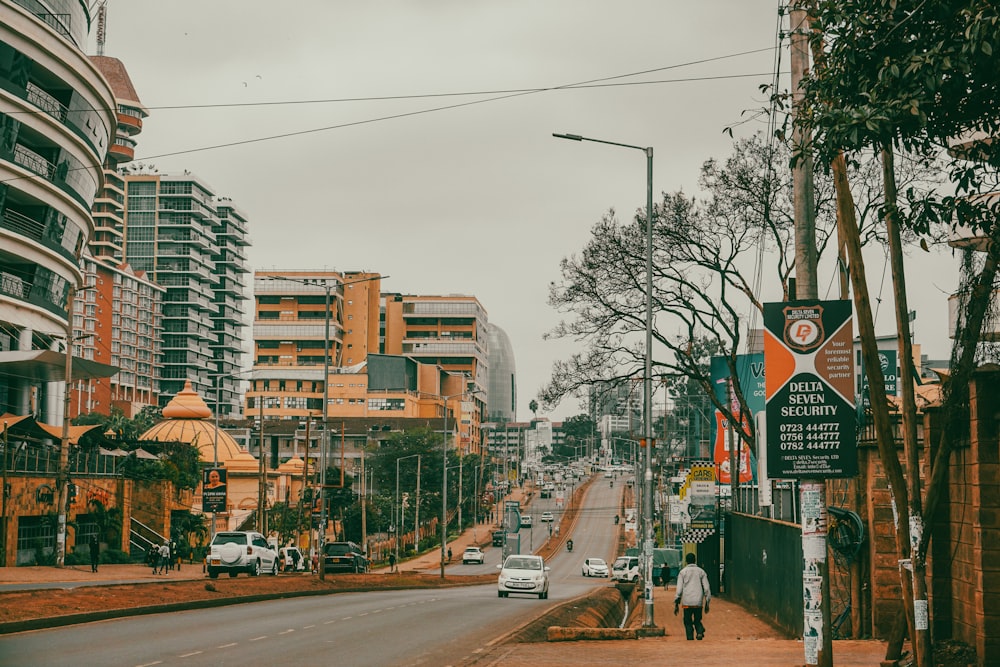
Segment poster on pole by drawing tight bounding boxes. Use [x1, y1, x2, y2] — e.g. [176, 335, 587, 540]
[202, 467, 228, 513]
[763, 300, 857, 478]
[709, 354, 764, 484]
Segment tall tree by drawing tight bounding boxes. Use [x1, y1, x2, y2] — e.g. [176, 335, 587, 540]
[541, 133, 916, 455]
[801, 2, 1000, 663]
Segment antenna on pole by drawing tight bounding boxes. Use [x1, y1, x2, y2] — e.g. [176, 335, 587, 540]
[95, 1, 108, 56]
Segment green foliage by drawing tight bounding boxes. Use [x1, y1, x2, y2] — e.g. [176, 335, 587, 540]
[171, 511, 208, 557]
[803, 0, 1000, 233]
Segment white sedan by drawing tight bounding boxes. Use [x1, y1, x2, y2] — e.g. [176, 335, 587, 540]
[582, 557, 609, 577]
[462, 546, 485, 564]
[540, 511, 554, 522]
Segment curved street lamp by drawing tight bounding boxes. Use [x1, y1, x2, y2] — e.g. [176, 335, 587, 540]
[553, 132, 656, 628]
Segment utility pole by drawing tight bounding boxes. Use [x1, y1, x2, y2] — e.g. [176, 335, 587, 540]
[55, 284, 75, 568]
[360, 437, 367, 556]
[301, 418, 311, 555]
[789, 3, 831, 666]
[258, 403, 266, 534]
[457, 447, 463, 535]
[2, 420, 9, 567]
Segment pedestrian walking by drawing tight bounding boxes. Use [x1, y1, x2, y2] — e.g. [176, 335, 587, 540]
[388, 552, 397, 573]
[89, 535, 100, 573]
[674, 552, 711, 640]
[157, 540, 171, 574]
[447, 547, 452, 562]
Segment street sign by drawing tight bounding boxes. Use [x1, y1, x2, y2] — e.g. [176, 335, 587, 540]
[763, 300, 857, 478]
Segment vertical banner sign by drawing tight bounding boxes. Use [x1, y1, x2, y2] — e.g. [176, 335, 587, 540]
[202, 467, 228, 513]
[710, 354, 764, 484]
[763, 300, 857, 478]
[860, 349, 898, 409]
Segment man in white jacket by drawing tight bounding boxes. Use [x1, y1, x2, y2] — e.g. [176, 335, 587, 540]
[674, 552, 711, 640]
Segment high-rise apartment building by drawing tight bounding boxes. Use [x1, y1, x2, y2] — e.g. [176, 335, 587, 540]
[381, 293, 489, 397]
[88, 55, 145, 265]
[122, 173, 249, 415]
[247, 270, 382, 421]
[381, 293, 488, 452]
[65, 54, 164, 419]
[67, 256, 163, 418]
[210, 197, 250, 414]
[247, 274, 488, 454]
[0, 1, 118, 419]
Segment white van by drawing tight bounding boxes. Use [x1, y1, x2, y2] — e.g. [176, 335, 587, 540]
[611, 555, 640, 582]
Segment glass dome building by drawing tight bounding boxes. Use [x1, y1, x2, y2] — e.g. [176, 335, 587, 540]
[486, 323, 516, 423]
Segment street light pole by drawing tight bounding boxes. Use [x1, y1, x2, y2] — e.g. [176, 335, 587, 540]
[440, 387, 477, 579]
[554, 131, 656, 628]
[260, 273, 387, 580]
[319, 282, 331, 580]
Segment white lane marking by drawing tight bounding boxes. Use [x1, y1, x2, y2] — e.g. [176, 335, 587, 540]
[249, 636, 267, 641]
[217, 643, 237, 649]
[304, 624, 316, 629]
[178, 651, 203, 658]
[136, 662, 162, 667]
[324, 620, 337, 625]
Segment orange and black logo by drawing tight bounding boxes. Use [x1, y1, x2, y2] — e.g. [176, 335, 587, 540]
[782, 305, 825, 353]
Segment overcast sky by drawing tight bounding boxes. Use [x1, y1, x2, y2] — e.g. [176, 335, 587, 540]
[99, 2, 959, 421]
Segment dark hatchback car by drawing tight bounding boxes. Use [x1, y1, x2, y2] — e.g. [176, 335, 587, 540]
[492, 530, 505, 547]
[323, 541, 369, 573]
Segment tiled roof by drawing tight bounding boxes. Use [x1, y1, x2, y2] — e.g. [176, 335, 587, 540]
[90, 55, 148, 115]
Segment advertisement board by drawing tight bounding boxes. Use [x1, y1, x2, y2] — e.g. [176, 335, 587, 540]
[202, 467, 228, 513]
[763, 300, 857, 478]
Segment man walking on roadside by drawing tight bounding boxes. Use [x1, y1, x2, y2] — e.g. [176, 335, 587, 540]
[157, 540, 170, 574]
[89, 535, 100, 573]
[674, 552, 711, 640]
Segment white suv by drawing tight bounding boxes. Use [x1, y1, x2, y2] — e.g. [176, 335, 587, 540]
[207, 531, 278, 578]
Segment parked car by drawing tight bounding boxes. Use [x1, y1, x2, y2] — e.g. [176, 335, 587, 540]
[207, 531, 279, 579]
[497, 554, 550, 599]
[520, 515, 533, 528]
[582, 557, 609, 577]
[611, 555, 640, 582]
[322, 541, 369, 573]
[278, 546, 305, 572]
[462, 546, 486, 564]
[540, 511, 554, 522]
[492, 530, 505, 547]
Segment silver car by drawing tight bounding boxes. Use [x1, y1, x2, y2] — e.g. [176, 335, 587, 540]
[207, 531, 279, 578]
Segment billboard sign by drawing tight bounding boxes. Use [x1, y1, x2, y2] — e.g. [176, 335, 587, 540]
[764, 300, 857, 478]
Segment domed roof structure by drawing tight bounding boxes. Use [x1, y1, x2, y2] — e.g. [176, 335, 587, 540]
[139, 380, 243, 464]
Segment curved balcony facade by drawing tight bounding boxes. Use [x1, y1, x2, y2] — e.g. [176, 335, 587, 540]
[0, 0, 116, 417]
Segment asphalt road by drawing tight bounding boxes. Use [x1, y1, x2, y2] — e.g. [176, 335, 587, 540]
[0, 477, 619, 667]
